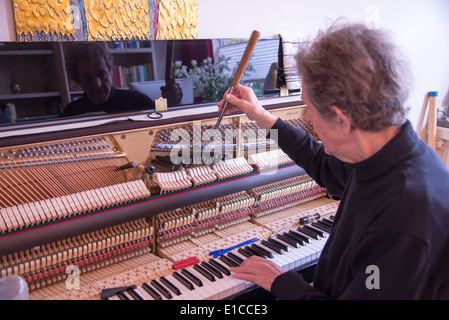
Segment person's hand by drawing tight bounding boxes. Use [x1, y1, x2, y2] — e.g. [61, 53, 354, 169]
[230, 255, 286, 291]
[161, 79, 183, 106]
[218, 85, 278, 130]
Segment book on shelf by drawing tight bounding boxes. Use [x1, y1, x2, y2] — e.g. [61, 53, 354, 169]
[112, 63, 154, 88]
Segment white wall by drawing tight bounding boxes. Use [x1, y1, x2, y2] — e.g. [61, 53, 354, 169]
[2, 0, 448, 135]
[198, 0, 449, 137]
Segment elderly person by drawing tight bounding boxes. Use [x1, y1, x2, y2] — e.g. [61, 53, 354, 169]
[62, 42, 182, 117]
[219, 23, 449, 299]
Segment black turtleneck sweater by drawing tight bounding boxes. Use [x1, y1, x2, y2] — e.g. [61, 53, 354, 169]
[270, 118, 449, 299]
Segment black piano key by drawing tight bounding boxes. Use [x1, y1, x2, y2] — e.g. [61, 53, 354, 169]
[246, 245, 267, 258]
[151, 279, 173, 299]
[193, 264, 216, 282]
[142, 282, 163, 300]
[237, 247, 254, 258]
[277, 234, 300, 248]
[289, 230, 312, 244]
[251, 243, 274, 258]
[219, 255, 239, 267]
[310, 223, 329, 236]
[173, 271, 195, 290]
[267, 237, 290, 252]
[127, 288, 144, 300]
[298, 226, 321, 240]
[322, 218, 334, 227]
[181, 268, 204, 287]
[329, 216, 335, 220]
[283, 232, 305, 246]
[261, 240, 284, 255]
[160, 276, 181, 296]
[209, 259, 231, 276]
[286, 231, 308, 245]
[227, 252, 244, 264]
[117, 292, 130, 300]
[201, 261, 223, 279]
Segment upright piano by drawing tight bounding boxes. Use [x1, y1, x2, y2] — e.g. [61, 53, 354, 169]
[0, 96, 339, 300]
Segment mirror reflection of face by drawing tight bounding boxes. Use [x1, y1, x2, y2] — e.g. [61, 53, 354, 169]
[77, 56, 112, 105]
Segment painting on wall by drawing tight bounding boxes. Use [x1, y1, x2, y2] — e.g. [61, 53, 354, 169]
[11, 0, 198, 41]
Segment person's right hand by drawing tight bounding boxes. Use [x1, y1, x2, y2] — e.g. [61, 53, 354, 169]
[217, 85, 278, 130]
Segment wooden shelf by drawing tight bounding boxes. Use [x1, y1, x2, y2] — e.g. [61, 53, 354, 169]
[0, 92, 61, 100]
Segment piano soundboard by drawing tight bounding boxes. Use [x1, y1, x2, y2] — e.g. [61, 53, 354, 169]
[0, 104, 339, 300]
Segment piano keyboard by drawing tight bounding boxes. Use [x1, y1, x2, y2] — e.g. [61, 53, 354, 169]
[104, 211, 333, 300]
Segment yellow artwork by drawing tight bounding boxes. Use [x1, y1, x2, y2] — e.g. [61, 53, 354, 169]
[84, 0, 151, 41]
[157, 0, 198, 40]
[12, 0, 75, 40]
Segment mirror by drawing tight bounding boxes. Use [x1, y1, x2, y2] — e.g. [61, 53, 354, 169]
[0, 38, 282, 126]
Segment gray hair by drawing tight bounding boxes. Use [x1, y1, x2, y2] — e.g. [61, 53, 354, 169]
[65, 42, 114, 83]
[296, 22, 412, 131]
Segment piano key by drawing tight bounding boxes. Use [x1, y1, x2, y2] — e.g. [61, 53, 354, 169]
[126, 288, 144, 300]
[142, 282, 163, 300]
[209, 259, 231, 276]
[267, 237, 290, 252]
[151, 279, 173, 299]
[237, 247, 253, 258]
[227, 252, 244, 264]
[117, 292, 130, 300]
[309, 224, 328, 237]
[286, 231, 308, 246]
[297, 226, 321, 240]
[245, 245, 267, 258]
[261, 239, 284, 255]
[181, 268, 203, 287]
[276, 233, 300, 248]
[160, 276, 181, 296]
[312, 221, 331, 233]
[219, 255, 239, 267]
[173, 271, 195, 290]
[134, 285, 160, 301]
[201, 261, 223, 279]
[183, 266, 224, 300]
[162, 274, 197, 300]
[321, 218, 334, 227]
[289, 230, 312, 244]
[193, 264, 216, 282]
[278, 233, 302, 247]
[251, 243, 274, 258]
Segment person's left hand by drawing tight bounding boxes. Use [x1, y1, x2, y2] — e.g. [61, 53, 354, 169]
[161, 79, 183, 106]
[230, 255, 286, 291]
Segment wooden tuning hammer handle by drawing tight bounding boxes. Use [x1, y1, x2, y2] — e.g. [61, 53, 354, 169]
[231, 30, 260, 87]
